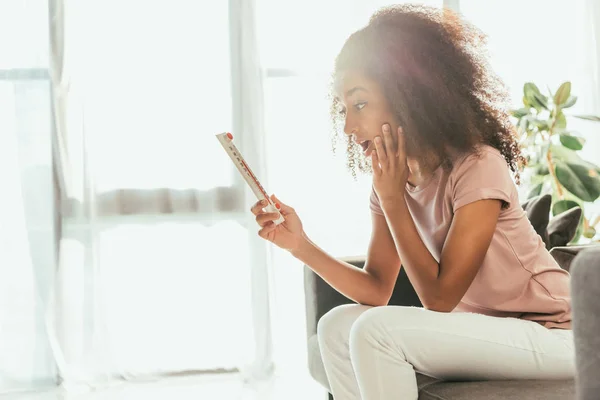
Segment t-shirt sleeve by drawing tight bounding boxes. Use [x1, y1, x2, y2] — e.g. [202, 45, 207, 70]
[451, 149, 514, 212]
[370, 186, 385, 215]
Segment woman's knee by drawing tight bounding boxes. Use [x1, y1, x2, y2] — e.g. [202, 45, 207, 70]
[317, 304, 372, 344]
[349, 306, 423, 348]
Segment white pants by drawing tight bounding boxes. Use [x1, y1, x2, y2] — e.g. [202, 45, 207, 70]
[317, 304, 575, 400]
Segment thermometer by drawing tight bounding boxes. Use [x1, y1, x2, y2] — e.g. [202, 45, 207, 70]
[216, 132, 285, 225]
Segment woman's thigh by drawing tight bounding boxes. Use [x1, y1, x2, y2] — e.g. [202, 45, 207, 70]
[349, 306, 575, 381]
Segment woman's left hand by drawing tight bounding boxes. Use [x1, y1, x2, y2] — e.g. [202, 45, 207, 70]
[372, 124, 409, 204]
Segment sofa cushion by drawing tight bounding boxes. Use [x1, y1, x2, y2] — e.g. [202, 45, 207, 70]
[419, 379, 574, 400]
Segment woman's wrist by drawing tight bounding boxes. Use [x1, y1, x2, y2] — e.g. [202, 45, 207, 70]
[380, 194, 409, 215]
[290, 232, 314, 260]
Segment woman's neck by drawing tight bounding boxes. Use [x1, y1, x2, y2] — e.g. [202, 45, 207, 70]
[407, 153, 442, 187]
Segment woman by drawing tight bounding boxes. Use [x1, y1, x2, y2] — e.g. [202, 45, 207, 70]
[252, 5, 573, 400]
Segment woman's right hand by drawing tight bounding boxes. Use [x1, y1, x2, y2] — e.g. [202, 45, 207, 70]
[251, 194, 305, 252]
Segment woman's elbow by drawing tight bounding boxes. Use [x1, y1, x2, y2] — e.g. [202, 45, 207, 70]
[421, 296, 458, 313]
[359, 294, 390, 307]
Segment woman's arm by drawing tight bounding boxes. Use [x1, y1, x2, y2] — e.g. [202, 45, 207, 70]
[380, 196, 501, 312]
[292, 211, 401, 307]
[372, 124, 502, 312]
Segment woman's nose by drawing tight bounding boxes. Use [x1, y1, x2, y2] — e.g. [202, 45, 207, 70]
[343, 118, 355, 137]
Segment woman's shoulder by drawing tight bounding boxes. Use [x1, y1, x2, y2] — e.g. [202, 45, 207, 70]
[446, 145, 510, 183]
[451, 145, 506, 173]
[446, 144, 516, 201]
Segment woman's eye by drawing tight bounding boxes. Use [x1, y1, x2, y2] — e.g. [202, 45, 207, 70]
[338, 107, 347, 116]
[354, 102, 367, 111]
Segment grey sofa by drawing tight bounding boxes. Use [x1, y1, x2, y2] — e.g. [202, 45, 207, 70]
[303, 195, 597, 399]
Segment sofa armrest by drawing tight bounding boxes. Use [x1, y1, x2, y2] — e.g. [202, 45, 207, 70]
[550, 245, 599, 272]
[303, 256, 365, 339]
[570, 247, 600, 399]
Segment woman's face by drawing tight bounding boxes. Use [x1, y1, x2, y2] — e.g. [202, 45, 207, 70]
[336, 70, 399, 158]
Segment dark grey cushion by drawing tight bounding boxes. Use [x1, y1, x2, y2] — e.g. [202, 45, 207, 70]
[548, 207, 583, 248]
[521, 194, 552, 245]
[550, 245, 594, 272]
[521, 194, 582, 249]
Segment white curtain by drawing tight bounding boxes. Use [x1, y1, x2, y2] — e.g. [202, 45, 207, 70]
[46, 0, 274, 391]
[0, 0, 56, 394]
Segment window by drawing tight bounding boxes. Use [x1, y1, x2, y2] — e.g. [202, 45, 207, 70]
[56, 1, 259, 376]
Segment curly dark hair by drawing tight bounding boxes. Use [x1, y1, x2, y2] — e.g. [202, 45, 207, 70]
[330, 4, 525, 182]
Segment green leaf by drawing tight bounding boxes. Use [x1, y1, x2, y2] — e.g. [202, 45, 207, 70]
[550, 144, 583, 163]
[532, 119, 550, 131]
[524, 82, 542, 97]
[584, 226, 597, 239]
[511, 108, 530, 119]
[551, 144, 600, 170]
[522, 95, 531, 108]
[554, 112, 567, 130]
[552, 200, 580, 216]
[524, 83, 546, 111]
[559, 133, 586, 150]
[554, 160, 600, 202]
[561, 96, 577, 109]
[554, 82, 571, 106]
[532, 93, 549, 110]
[536, 165, 550, 176]
[527, 182, 543, 199]
[573, 114, 600, 122]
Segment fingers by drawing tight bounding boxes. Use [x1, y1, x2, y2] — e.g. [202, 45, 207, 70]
[371, 150, 382, 176]
[373, 136, 387, 170]
[256, 212, 281, 227]
[382, 124, 397, 161]
[270, 194, 294, 216]
[258, 221, 277, 239]
[250, 199, 268, 216]
[397, 127, 405, 159]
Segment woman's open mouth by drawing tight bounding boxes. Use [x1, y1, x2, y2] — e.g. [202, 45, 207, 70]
[360, 140, 373, 156]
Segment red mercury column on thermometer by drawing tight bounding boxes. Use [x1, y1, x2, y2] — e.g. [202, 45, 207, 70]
[227, 133, 271, 203]
[215, 132, 285, 225]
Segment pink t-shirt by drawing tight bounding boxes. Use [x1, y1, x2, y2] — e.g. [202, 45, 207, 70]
[370, 145, 571, 329]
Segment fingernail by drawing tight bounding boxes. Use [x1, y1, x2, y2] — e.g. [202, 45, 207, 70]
[375, 136, 382, 143]
[275, 203, 281, 209]
[383, 124, 390, 132]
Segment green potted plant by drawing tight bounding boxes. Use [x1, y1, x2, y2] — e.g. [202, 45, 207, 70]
[511, 81, 600, 243]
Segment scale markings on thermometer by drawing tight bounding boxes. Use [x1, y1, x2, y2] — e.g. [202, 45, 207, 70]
[216, 132, 285, 225]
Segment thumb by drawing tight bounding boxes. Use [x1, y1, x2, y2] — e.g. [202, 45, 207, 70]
[270, 194, 294, 215]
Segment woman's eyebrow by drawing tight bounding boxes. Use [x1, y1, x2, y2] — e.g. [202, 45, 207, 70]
[345, 86, 369, 97]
